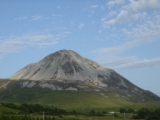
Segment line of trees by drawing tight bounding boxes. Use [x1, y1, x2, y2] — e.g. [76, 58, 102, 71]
[1, 103, 67, 115]
[1, 103, 160, 119]
[119, 108, 135, 113]
[132, 108, 160, 120]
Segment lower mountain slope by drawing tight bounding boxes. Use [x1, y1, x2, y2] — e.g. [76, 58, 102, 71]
[0, 81, 160, 112]
[0, 78, 160, 102]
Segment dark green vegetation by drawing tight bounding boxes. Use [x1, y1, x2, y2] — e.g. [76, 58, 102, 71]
[0, 103, 160, 120]
[132, 108, 160, 120]
[1, 103, 67, 115]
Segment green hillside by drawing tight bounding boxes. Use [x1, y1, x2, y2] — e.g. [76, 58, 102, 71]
[0, 105, 19, 114]
[0, 79, 160, 112]
[0, 87, 160, 112]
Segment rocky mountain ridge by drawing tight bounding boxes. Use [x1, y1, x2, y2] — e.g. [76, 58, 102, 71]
[10, 50, 112, 83]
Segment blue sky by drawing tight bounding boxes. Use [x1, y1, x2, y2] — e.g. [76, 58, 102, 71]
[0, 0, 160, 96]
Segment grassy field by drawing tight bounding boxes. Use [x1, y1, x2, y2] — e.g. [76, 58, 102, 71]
[0, 105, 19, 114]
[0, 87, 160, 113]
[0, 104, 140, 120]
[0, 103, 138, 120]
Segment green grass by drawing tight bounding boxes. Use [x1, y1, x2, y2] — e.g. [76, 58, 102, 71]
[0, 87, 160, 113]
[0, 104, 19, 114]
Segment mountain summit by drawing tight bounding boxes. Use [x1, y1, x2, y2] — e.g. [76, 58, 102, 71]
[10, 49, 112, 82]
[8, 49, 159, 101]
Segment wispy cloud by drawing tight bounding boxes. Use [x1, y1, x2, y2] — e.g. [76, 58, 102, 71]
[0, 30, 72, 59]
[103, 10, 147, 27]
[94, 37, 157, 56]
[90, 5, 98, 8]
[15, 15, 49, 21]
[0, 34, 57, 54]
[95, 49, 160, 71]
[0, 39, 22, 55]
[103, 0, 160, 27]
[107, 11, 117, 18]
[20, 34, 58, 47]
[52, 14, 62, 17]
[31, 15, 48, 21]
[107, 0, 125, 8]
[112, 57, 160, 70]
[15, 16, 28, 20]
[78, 23, 84, 29]
[94, 25, 160, 71]
[124, 0, 160, 11]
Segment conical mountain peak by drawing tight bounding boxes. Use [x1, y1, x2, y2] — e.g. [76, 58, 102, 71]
[10, 49, 106, 81]
[41, 49, 80, 62]
[8, 49, 160, 101]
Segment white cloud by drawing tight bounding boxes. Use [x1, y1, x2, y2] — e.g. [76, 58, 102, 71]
[31, 15, 48, 21]
[15, 16, 28, 20]
[107, 0, 125, 8]
[95, 51, 160, 71]
[94, 37, 157, 56]
[94, 24, 160, 71]
[104, 0, 160, 27]
[112, 57, 160, 70]
[21, 34, 58, 47]
[0, 24, 72, 62]
[123, 18, 160, 41]
[91, 5, 98, 8]
[97, 0, 160, 71]
[107, 11, 117, 18]
[125, 0, 160, 12]
[78, 23, 84, 29]
[103, 56, 137, 67]
[15, 15, 49, 21]
[103, 10, 147, 27]
[0, 34, 57, 54]
[0, 31, 72, 57]
[100, 5, 159, 57]
[0, 40, 23, 54]
[52, 14, 62, 17]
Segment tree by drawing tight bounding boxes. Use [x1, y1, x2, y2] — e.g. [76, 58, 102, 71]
[119, 108, 126, 113]
[132, 108, 150, 119]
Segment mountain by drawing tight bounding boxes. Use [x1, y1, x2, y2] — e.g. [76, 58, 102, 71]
[0, 49, 159, 104]
[10, 49, 112, 82]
